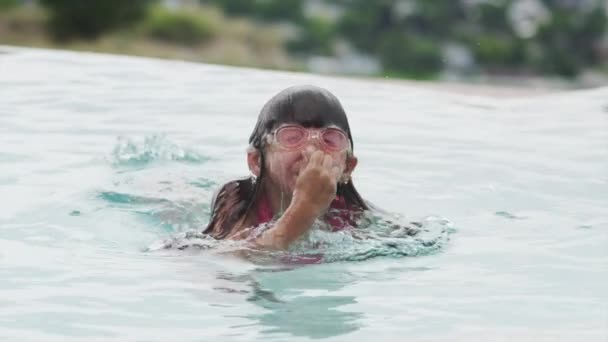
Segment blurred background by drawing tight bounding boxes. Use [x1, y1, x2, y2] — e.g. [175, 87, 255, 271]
[1, 0, 607, 89]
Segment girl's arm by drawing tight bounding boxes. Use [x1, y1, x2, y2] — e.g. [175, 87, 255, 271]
[254, 151, 340, 249]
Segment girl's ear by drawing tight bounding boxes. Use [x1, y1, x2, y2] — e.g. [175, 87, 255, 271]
[343, 155, 358, 178]
[247, 149, 261, 177]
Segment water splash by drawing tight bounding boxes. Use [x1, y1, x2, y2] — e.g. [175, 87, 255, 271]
[110, 134, 209, 167]
[287, 213, 455, 263]
[148, 211, 455, 264]
[100, 135, 216, 234]
[146, 230, 219, 251]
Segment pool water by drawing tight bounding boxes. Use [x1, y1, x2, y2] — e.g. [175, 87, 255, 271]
[0, 46, 606, 341]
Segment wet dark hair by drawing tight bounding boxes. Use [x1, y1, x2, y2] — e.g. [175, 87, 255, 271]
[204, 85, 368, 239]
[249, 85, 354, 150]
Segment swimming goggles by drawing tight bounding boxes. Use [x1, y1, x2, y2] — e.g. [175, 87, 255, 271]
[267, 125, 350, 152]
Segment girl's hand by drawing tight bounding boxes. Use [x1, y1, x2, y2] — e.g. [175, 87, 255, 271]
[254, 150, 341, 250]
[291, 150, 340, 217]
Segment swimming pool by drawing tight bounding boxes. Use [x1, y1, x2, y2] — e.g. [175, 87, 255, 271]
[1, 46, 606, 341]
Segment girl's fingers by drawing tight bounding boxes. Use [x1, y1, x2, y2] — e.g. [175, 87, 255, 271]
[309, 150, 324, 167]
[301, 149, 311, 164]
[322, 154, 333, 170]
[330, 166, 341, 182]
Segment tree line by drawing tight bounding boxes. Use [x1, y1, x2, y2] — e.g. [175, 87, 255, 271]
[31, 0, 608, 79]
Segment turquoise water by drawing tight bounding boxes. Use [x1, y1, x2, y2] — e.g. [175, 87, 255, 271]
[1, 46, 607, 341]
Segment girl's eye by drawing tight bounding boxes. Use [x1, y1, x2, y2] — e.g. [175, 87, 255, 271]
[278, 128, 305, 146]
[322, 130, 347, 149]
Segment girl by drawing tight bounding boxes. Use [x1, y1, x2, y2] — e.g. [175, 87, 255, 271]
[204, 85, 375, 249]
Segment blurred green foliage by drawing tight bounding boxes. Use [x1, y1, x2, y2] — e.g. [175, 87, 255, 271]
[532, 2, 607, 77]
[378, 33, 443, 79]
[5, 0, 607, 79]
[0, 0, 18, 10]
[335, 0, 455, 78]
[287, 17, 334, 55]
[207, 0, 607, 79]
[203, 0, 303, 22]
[140, 6, 217, 45]
[39, 0, 155, 40]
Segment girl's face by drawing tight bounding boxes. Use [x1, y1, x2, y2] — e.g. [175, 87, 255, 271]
[249, 124, 357, 195]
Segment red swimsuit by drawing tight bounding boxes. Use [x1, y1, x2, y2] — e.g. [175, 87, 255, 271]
[255, 195, 356, 230]
[254, 195, 357, 264]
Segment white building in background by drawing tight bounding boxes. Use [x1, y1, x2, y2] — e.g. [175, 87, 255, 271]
[303, 0, 344, 22]
[307, 53, 381, 76]
[442, 42, 475, 74]
[508, 0, 551, 39]
[307, 39, 381, 76]
[162, 0, 199, 9]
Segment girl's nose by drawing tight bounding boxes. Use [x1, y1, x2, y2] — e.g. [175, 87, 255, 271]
[304, 136, 322, 152]
[302, 144, 317, 157]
